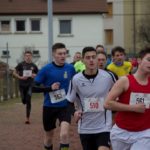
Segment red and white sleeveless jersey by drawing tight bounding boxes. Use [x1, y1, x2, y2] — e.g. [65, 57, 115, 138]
[115, 75, 150, 131]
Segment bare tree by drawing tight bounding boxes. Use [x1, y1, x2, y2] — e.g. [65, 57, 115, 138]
[137, 17, 150, 47]
[137, 0, 150, 48]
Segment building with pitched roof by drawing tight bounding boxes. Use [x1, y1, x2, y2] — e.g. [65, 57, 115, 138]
[0, 0, 107, 67]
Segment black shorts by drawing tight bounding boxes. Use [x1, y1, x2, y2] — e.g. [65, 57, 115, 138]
[80, 132, 110, 150]
[43, 106, 72, 131]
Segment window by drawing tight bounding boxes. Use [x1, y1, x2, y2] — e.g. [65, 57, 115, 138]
[16, 20, 25, 32]
[30, 19, 41, 32]
[0, 20, 11, 32]
[32, 50, 40, 57]
[1, 50, 10, 58]
[107, 2, 113, 17]
[59, 20, 71, 34]
[66, 49, 70, 57]
[105, 29, 113, 45]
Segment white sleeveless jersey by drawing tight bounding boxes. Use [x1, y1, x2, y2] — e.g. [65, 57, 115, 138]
[66, 69, 114, 134]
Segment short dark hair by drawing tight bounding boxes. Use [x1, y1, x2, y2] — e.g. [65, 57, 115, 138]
[24, 50, 32, 55]
[96, 44, 104, 49]
[82, 47, 96, 58]
[52, 43, 66, 52]
[75, 52, 81, 55]
[111, 46, 125, 56]
[97, 51, 107, 59]
[138, 47, 150, 59]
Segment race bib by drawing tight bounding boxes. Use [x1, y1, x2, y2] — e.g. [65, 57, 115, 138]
[83, 97, 104, 112]
[49, 89, 66, 104]
[23, 70, 32, 77]
[130, 92, 150, 109]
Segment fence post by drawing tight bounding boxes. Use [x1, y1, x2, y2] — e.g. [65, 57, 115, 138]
[14, 78, 19, 98]
[9, 73, 14, 98]
[3, 71, 8, 100]
[0, 76, 2, 101]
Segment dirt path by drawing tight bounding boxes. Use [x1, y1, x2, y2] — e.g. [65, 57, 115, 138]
[0, 95, 82, 150]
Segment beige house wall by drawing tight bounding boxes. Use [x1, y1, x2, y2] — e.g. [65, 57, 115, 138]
[124, 0, 150, 55]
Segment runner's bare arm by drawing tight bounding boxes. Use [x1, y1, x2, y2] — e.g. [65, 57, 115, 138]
[74, 110, 83, 123]
[104, 76, 146, 113]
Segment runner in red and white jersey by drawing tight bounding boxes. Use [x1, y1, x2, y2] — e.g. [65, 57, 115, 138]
[104, 47, 150, 150]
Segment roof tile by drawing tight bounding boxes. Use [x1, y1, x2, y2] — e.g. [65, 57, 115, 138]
[0, 0, 107, 15]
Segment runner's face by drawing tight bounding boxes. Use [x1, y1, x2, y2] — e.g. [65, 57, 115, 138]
[53, 48, 67, 66]
[83, 51, 97, 70]
[74, 53, 81, 62]
[96, 47, 104, 53]
[97, 53, 107, 69]
[24, 53, 32, 63]
[113, 51, 125, 63]
[139, 53, 150, 74]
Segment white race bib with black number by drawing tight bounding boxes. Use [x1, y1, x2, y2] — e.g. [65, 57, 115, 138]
[23, 70, 32, 77]
[130, 92, 150, 109]
[83, 97, 104, 112]
[49, 89, 66, 104]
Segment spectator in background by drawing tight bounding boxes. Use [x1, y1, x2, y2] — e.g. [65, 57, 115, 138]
[71, 52, 82, 65]
[107, 46, 132, 78]
[13, 50, 38, 124]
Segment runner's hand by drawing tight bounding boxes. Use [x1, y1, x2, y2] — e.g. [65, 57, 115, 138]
[74, 110, 82, 123]
[51, 82, 60, 90]
[132, 103, 146, 113]
[31, 73, 36, 78]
